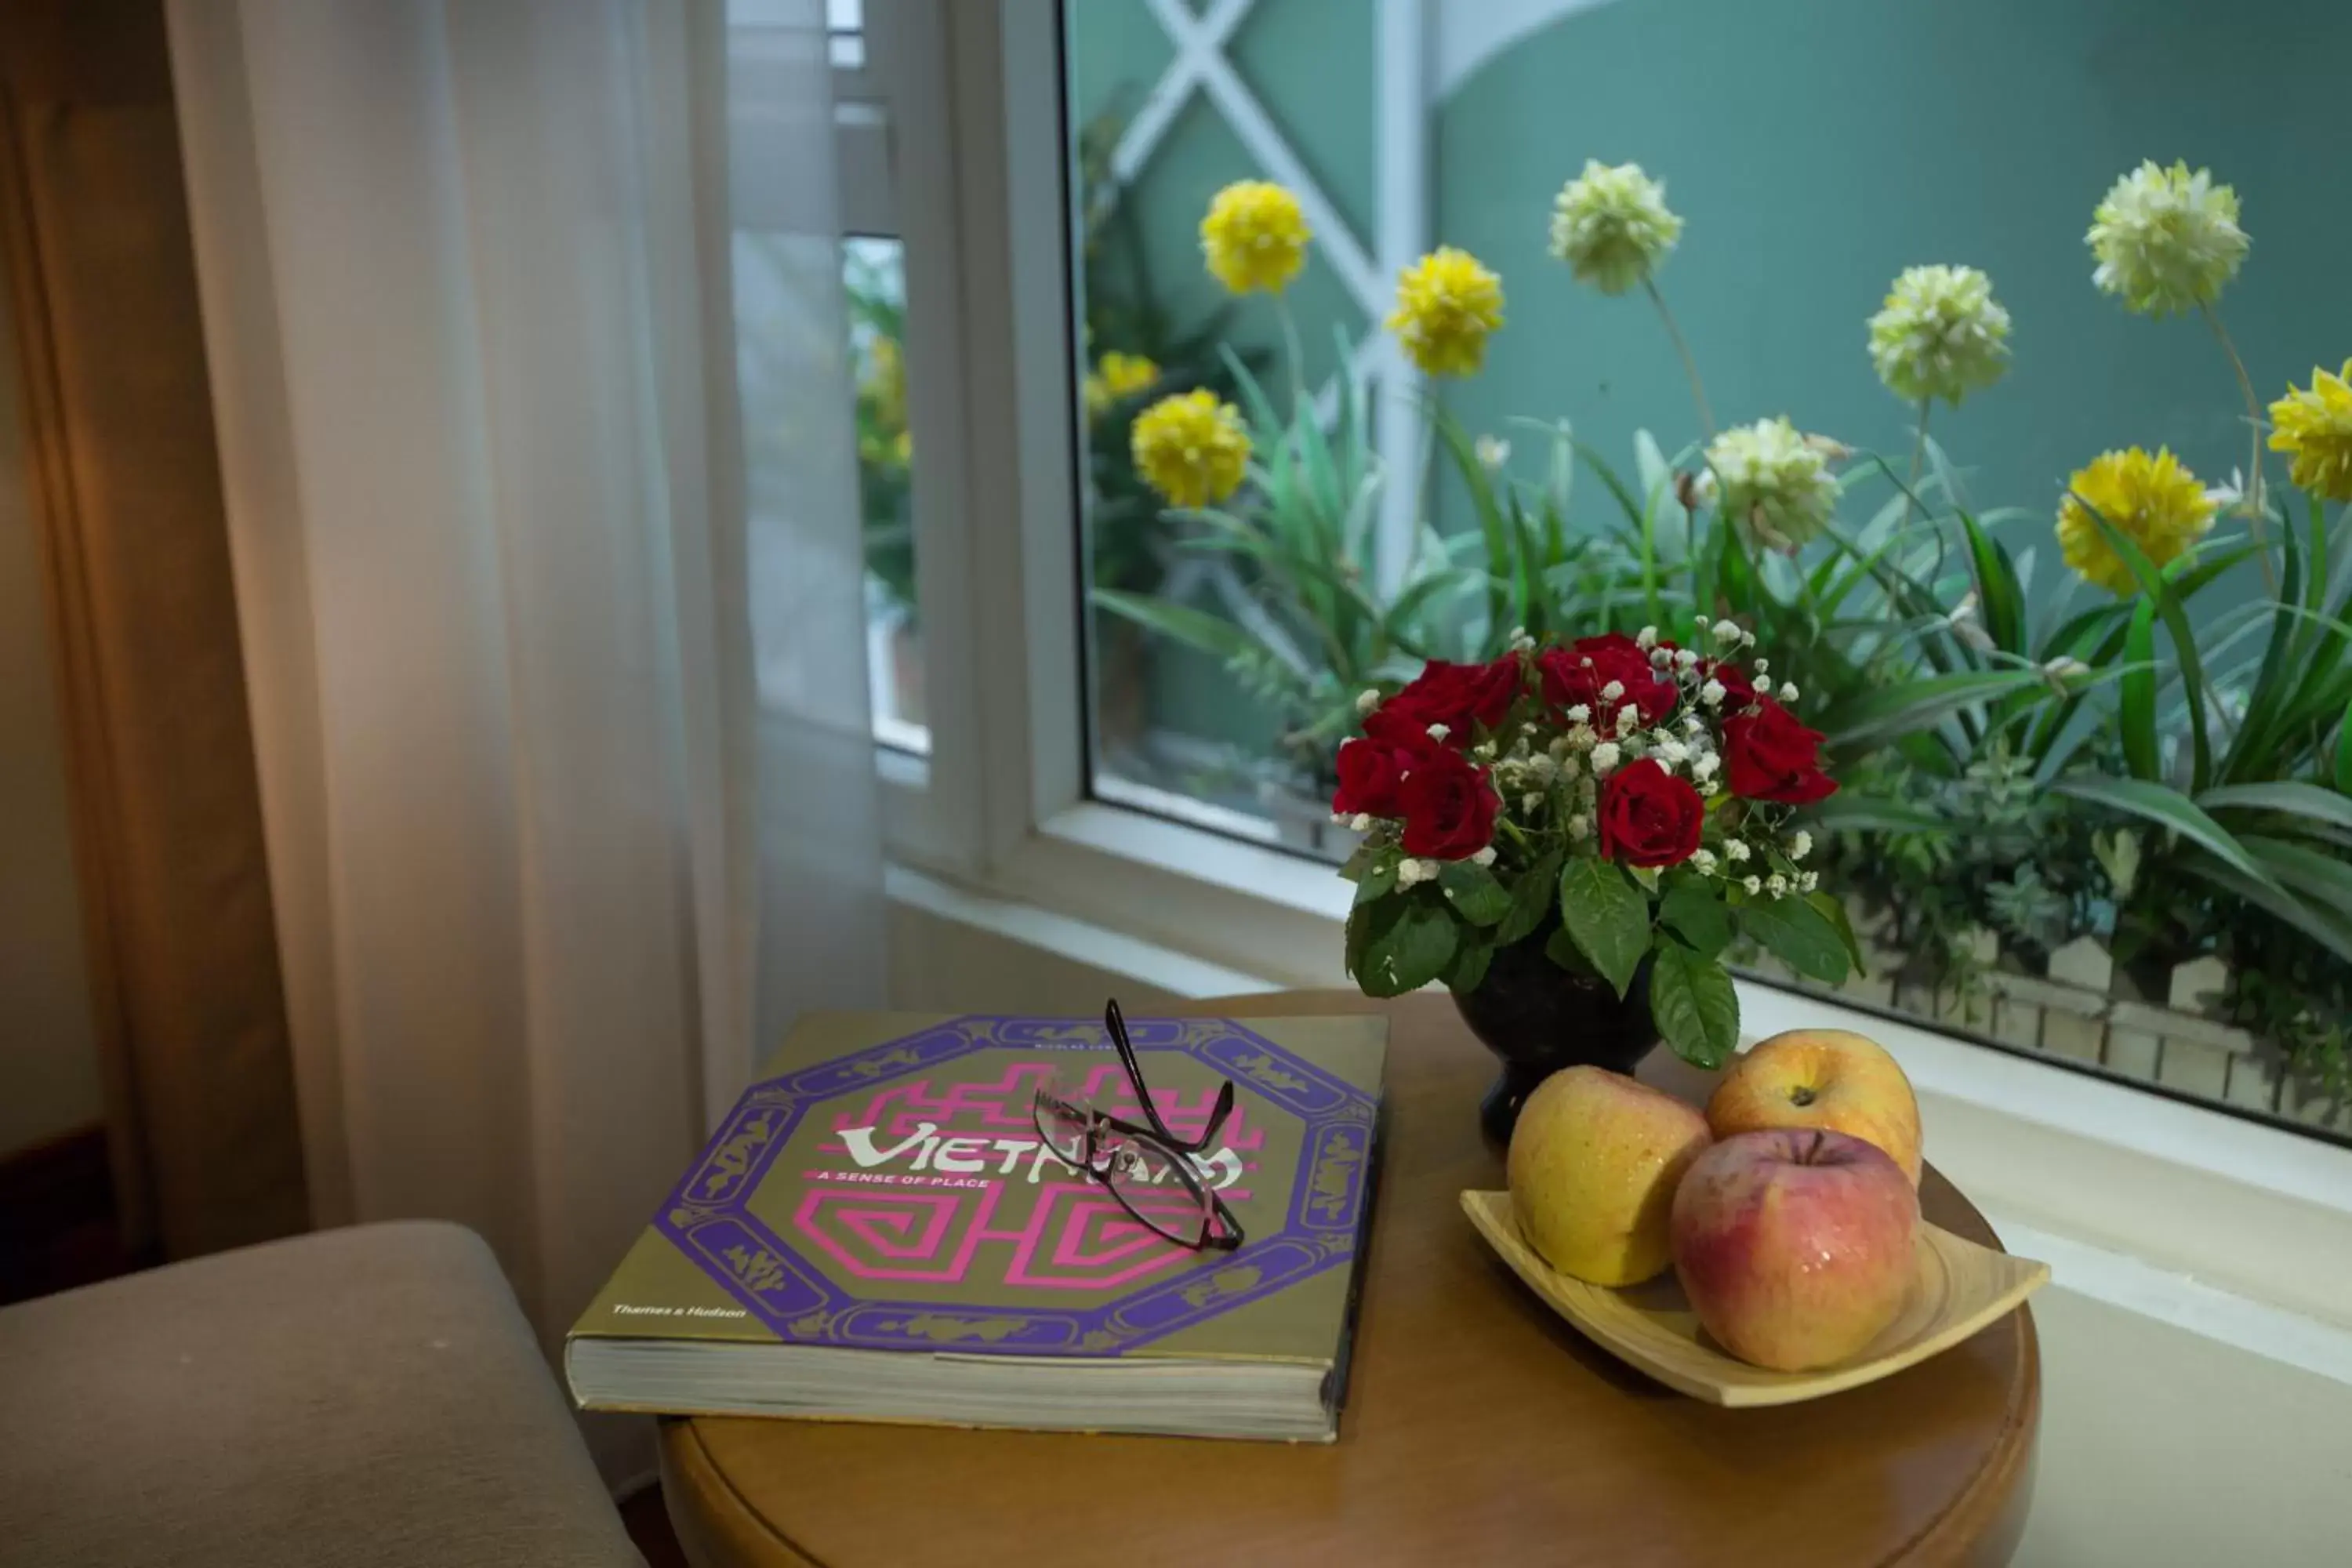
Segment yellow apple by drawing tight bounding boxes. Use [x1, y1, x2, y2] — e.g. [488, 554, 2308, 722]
[1707, 1029, 1922, 1186]
[1508, 1065, 1712, 1287]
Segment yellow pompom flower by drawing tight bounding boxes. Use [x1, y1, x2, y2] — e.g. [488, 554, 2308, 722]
[1200, 180, 1310, 295]
[2086, 161, 2248, 318]
[2268, 361, 2352, 503]
[2057, 448, 2216, 594]
[1131, 390, 1250, 510]
[1083, 351, 1161, 418]
[1387, 247, 1504, 378]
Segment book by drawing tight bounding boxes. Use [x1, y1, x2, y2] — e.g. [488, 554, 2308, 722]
[566, 1010, 1386, 1442]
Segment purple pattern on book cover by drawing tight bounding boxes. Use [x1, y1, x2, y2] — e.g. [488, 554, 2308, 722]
[655, 1016, 1377, 1356]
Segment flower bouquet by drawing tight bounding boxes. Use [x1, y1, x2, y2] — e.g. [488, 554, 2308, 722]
[1338, 622, 1861, 1118]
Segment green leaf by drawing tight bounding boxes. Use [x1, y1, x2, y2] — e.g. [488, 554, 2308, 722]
[1443, 931, 1495, 993]
[1828, 670, 2065, 752]
[2120, 597, 2159, 781]
[1806, 890, 1867, 975]
[1737, 895, 1851, 985]
[1802, 793, 1949, 836]
[2175, 848, 2352, 967]
[2242, 835, 2352, 923]
[2338, 697, 2352, 795]
[1090, 589, 1255, 665]
[1437, 859, 1512, 927]
[1650, 944, 1740, 1070]
[1955, 509, 2026, 655]
[1353, 856, 1399, 904]
[1559, 858, 1652, 999]
[2078, 504, 2212, 790]
[2198, 781, 2352, 838]
[1657, 876, 1733, 960]
[1494, 849, 1563, 946]
[1544, 923, 1600, 978]
[2051, 774, 2282, 893]
[1355, 896, 1458, 999]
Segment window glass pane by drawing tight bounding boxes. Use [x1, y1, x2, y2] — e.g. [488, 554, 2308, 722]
[1064, 2, 2351, 1135]
[841, 237, 925, 752]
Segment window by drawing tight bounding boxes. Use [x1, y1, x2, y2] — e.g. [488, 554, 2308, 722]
[1042, 2, 2351, 1138]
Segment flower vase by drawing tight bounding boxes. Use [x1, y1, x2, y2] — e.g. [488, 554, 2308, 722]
[1453, 919, 1658, 1146]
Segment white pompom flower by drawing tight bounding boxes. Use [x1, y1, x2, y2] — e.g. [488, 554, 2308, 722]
[1867, 264, 2012, 406]
[2087, 160, 2249, 318]
[1703, 416, 1842, 552]
[1548, 159, 1682, 296]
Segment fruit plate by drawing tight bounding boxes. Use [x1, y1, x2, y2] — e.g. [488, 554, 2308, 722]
[1460, 1189, 2049, 1407]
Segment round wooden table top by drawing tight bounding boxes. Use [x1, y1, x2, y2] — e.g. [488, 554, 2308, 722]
[659, 993, 2040, 1568]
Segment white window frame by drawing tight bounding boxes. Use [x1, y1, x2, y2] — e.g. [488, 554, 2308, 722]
[818, 0, 2352, 1381]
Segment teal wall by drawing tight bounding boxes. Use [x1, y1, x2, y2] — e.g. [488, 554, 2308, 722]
[1438, 0, 2350, 561]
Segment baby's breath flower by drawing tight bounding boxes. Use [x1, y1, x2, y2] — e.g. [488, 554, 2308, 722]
[1752, 659, 1769, 675]
[1711, 619, 1743, 646]
[1426, 723, 1451, 742]
[1590, 741, 1621, 774]
[1704, 417, 1841, 551]
[1471, 846, 1497, 868]
[1725, 840, 1751, 862]
[1132, 390, 1250, 509]
[1599, 680, 1626, 702]
[1387, 247, 1504, 378]
[1636, 626, 1659, 649]
[1613, 706, 1639, 735]
[1700, 680, 1726, 707]
[1548, 160, 1682, 296]
[1689, 848, 1718, 875]
[1350, 813, 1373, 833]
[1356, 688, 1381, 715]
[1200, 181, 1311, 295]
[2057, 446, 2216, 594]
[1767, 873, 1790, 897]
[1690, 752, 1720, 782]
[2270, 360, 2352, 503]
[1396, 858, 1436, 890]
[1798, 870, 1820, 894]
[1742, 875, 1763, 896]
[2087, 161, 2248, 318]
[1673, 648, 1700, 670]
[1789, 830, 1813, 861]
[1778, 681, 1798, 702]
[1867, 265, 2012, 405]
[1522, 792, 1543, 815]
[1565, 704, 1592, 724]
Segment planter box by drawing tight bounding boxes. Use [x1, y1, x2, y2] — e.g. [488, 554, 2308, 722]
[1750, 902, 2351, 1141]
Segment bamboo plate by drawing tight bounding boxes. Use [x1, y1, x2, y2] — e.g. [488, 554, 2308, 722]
[1461, 1189, 2049, 1407]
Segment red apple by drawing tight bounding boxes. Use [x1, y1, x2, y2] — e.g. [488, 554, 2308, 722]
[1670, 1127, 1918, 1371]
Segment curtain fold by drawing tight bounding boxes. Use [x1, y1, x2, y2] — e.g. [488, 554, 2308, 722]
[166, 0, 884, 1482]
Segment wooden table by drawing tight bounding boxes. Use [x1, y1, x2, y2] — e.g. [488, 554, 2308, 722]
[659, 993, 2040, 1567]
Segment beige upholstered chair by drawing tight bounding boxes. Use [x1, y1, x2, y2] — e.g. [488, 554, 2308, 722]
[0, 1221, 644, 1567]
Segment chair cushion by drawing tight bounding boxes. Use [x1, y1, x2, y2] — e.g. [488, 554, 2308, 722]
[0, 1220, 643, 1568]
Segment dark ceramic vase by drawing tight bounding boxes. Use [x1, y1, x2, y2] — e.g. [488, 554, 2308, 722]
[1453, 918, 1658, 1146]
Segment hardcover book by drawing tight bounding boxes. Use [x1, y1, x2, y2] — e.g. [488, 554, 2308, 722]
[566, 1011, 1386, 1442]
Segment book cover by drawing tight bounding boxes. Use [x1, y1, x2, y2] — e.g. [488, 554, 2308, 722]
[571, 1011, 1385, 1374]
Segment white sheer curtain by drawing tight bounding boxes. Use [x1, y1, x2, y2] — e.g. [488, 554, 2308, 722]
[165, 0, 883, 1478]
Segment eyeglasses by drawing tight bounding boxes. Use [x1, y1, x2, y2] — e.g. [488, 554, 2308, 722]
[1032, 1000, 1244, 1253]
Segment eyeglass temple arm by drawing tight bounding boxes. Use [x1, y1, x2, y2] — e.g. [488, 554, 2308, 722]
[1104, 1000, 1236, 1155]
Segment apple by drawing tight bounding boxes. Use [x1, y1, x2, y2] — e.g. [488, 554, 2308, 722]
[1508, 1065, 1711, 1287]
[1707, 1028, 1923, 1187]
[1670, 1127, 1918, 1371]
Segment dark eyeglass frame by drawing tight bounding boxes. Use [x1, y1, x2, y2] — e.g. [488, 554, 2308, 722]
[1032, 1000, 1244, 1252]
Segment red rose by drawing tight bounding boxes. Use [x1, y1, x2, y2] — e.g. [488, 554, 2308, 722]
[1722, 698, 1838, 804]
[1397, 746, 1501, 860]
[1537, 634, 1675, 727]
[1332, 731, 1422, 818]
[1597, 758, 1706, 868]
[1382, 656, 1524, 739]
